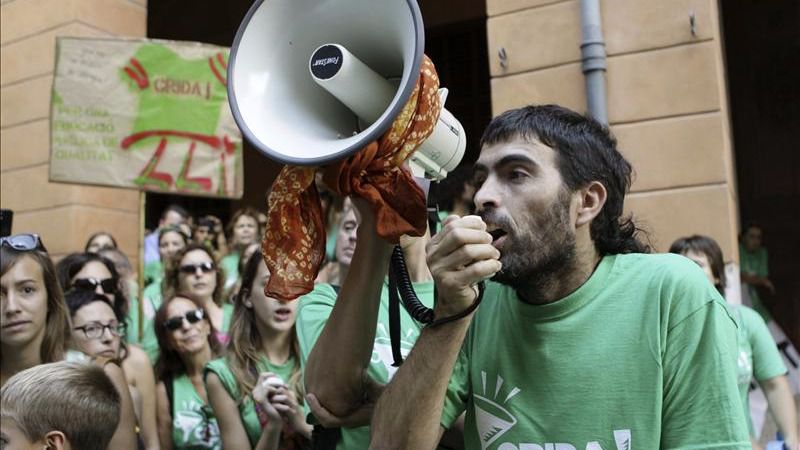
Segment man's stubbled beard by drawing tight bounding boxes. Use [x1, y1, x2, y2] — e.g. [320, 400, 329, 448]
[481, 189, 577, 303]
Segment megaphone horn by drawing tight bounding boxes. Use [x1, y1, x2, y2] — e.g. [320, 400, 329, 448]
[227, 0, 466, 180]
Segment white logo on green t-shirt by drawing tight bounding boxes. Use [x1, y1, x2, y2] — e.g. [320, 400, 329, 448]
[475, 371, 521, 450]
[477, 371, 632, 450]
[371, 324, 416, 380]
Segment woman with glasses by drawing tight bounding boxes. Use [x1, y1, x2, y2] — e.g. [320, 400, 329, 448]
[57, 251, 160, 450]
[66, 289, 127, 361]
[154, 294, 222, 450]
[205, 251, 312, 450]
[1, 233, 138, 449]
[163, 244, 233, 345]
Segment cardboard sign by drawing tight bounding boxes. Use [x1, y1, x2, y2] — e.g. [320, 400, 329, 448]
[50, 37, 243, 198]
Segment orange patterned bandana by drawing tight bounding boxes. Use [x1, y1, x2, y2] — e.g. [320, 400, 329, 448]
[262, 56, 442, 300]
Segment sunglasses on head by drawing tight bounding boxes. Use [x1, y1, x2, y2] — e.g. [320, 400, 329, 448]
[72, 277, 117, 294]
[164, 309, 205, 331]
[179, 262, 215, 275]
[0, 233, 47, 253]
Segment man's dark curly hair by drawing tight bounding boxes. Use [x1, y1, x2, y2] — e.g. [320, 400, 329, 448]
[480, 104, 650, 255]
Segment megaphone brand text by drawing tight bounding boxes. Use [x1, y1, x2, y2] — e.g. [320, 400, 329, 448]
[312, 57, 340, 67]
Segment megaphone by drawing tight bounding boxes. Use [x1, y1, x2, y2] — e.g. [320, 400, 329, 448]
[227, 0, 466, 180]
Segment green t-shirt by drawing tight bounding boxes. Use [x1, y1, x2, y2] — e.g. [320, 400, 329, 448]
[171, 374, 221, 449]
[203, 356, 300, 448]
[216, 303, 234, 345]
[441, 253, 750, 450]
[220, 252, 240, 293]
[127, 280, 163, 363]
[732, 305, 787, 435]
[144, 260, 163, 286]
[296, 280, 435, 449]
[739, 244, 771, 321]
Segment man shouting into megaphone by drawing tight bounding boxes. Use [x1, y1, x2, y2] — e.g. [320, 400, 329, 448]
[301, 105, 751, 450]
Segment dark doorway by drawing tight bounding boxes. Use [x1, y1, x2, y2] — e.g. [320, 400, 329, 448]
[720, 0, 800, 347]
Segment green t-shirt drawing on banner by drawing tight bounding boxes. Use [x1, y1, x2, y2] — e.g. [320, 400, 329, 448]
[171, 374, 221, 450]
[732, 305, 787, 435]
[120, 43, 238, 196]
[440, 253, 750, 450]
[296, 280, 435, 450]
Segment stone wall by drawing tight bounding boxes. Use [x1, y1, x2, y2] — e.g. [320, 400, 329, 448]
[486, 0, 739, 259]
[1, 0, 147, 264]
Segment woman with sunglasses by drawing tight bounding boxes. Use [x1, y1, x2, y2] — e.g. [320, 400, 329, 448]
[1, 233, 138, 449]
[205, 251, 312, 450]
[155, 294, 223, 450]
[164, 244, 233, 345]
[57, 251, 160, 450]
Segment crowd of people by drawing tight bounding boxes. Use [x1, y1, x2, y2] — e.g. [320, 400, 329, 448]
[1, 105, 798, 450]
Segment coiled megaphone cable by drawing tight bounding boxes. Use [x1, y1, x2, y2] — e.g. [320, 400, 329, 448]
[387, 183, 486, 366]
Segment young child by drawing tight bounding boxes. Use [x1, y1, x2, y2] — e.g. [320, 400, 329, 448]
[0, 361, 121, 450]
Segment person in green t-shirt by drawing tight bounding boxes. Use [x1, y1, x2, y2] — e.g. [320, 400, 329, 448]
[220, 208, 261, 295]
[204, 251, 312, 449]
[362, 105, 750, 449]
[739, 223, 776, 322]
[298, 201, 464, 449]
[670, 235, 797, 449]
[132, 226, 190, 363]
[154, 294, 224, 449]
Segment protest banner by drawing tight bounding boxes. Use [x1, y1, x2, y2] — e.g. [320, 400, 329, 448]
[50, 37, 243, 198]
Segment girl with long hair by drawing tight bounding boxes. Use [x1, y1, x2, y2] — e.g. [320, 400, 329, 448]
[1, 235, 70, 385]
[154, 294, 223, 450]
[205, 251, 311, 449]
[58, 252, 159, 450]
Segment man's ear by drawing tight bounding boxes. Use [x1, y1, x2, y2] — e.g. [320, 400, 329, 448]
[43, 431, 68, 450]
[575, 181, 607, 228]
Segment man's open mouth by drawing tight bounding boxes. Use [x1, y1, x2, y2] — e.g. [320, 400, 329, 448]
[488, 228, 507, 244]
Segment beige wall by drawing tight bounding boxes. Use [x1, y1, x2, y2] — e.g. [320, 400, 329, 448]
[0, 0, 147, 264]
[486, 0, 740, 260]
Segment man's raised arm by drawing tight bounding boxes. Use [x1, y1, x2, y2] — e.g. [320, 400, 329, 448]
[370, 216, 501, 449]
[304, 198, 393, 416]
